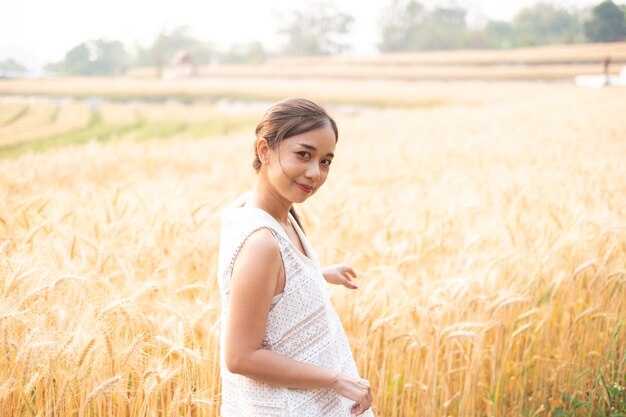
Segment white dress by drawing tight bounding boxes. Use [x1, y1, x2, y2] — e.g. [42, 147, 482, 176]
[217, 193, 375, 417]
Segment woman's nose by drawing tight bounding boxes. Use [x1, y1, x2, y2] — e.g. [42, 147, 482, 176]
[305, 162, 320, 180]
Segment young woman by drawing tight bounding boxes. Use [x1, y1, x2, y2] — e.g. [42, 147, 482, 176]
[217, 98, 374, 416]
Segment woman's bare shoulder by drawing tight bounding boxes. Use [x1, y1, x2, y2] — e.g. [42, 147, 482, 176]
[233, 227, 282, 273]
[242, 226, 279, 250]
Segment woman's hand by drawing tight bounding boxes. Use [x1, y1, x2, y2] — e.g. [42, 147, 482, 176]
[321, 264, 359, 289]
[330, 373, 372, 415]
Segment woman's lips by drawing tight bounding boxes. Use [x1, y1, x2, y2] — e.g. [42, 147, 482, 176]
[296, 182, 313, 193]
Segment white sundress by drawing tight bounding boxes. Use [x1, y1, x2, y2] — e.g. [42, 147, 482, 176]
[217, 193, 375, 417]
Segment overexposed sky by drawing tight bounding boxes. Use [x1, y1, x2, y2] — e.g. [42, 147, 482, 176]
[0, 0, 601, 70]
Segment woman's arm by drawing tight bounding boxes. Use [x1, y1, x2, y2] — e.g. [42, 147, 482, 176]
[225, 228, 336, 387]
[224, 228, 371, 412]
[321, 264, 359, 289]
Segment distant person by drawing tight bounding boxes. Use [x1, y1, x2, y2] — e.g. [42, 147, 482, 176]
[603, 55, 612, 85]
[217, 98, 375, 416]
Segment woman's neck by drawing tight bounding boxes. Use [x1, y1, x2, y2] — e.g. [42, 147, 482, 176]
[245, 179, 292, 225]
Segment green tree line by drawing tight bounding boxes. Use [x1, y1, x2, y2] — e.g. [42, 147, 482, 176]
[24, 0, 626, 76]
[380, 0, 626, 51]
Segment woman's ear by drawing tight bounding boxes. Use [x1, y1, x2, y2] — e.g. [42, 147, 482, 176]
[257, 138, 271, 165]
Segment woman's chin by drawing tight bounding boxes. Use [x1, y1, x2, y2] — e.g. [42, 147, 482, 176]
[289, 185, 315, 203]
[292, 195, 309, 204]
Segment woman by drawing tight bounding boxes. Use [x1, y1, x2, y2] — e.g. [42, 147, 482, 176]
[217, 98, 374, 416]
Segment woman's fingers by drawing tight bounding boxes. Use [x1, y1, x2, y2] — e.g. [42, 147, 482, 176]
[341, 265, 358, 289]
[351, 403, 366, 416]
[353, 379, 372, 415]
[343, 278, 358, 289]
[342, 265, 357, 278]
[333, 374, 372, 414]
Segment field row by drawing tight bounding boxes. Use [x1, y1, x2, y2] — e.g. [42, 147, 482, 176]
[0, 76, 603, 111]
[129, 62, 625, 81]
[0, 99, 259, 157]
[124, 42, 626, 80]
[265, 42, 626, 66]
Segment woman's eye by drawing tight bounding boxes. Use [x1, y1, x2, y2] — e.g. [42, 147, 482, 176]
[297, 151, 310, 159]
[321, 159, 332, 167]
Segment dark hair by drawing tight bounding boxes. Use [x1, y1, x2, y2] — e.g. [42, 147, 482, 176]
[253, 98, 338, 231]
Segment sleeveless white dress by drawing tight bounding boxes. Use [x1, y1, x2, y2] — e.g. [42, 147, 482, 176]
[217, 193, 375, 417]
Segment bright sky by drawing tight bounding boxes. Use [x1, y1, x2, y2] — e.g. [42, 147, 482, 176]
[0, 0, 601, 70]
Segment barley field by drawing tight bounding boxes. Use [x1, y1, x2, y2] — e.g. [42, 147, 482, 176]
[0, 76, 625, 417]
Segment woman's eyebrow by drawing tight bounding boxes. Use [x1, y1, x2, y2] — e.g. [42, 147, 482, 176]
[297, 143, 334, 158]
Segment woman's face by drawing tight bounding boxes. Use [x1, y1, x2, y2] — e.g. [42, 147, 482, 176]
[263, 124, 337, 204]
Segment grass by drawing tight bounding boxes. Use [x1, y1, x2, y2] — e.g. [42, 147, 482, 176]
[0, 103, 29, 126]
[0, 102, 259, 158]
[0, 112, 139, 158]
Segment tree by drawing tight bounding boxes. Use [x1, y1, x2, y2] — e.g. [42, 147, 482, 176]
[378, 0, 592, 51]
[279, 2, 354, 56]
[134, 26, 215, 76]
[378, 1, 469, 52]
[482, 20, 514, 49]
[379, 0, 426, 52]
[510, 3, 582, 46]
[219, 42, 267, 64]
[584, 0, 626, 42]
[412, 5, 468, 50]
[0, 59, 27, 74]
[45, 39, 130, 76]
